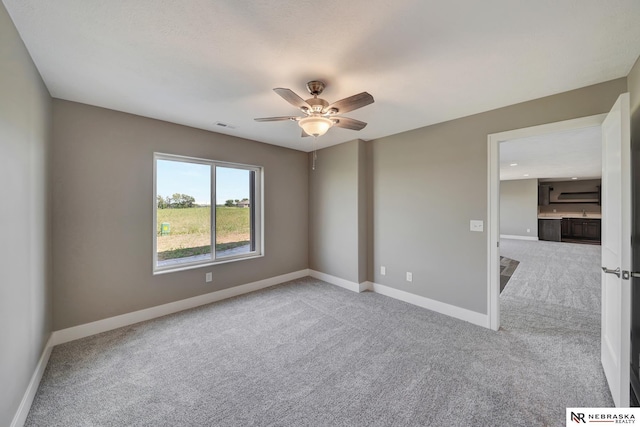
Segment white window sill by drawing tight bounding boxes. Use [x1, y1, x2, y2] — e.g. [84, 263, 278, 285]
[153, 253, 264, 275]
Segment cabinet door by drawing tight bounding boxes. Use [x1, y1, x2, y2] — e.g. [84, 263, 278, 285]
[538, 185, 550, 206]
[570, 219, 585, 237]
[561, 219, 570, 237]
[584, 219, 601, 240]
[538, 219, 561, 242]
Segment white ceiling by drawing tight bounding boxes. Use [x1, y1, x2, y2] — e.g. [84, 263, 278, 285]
[500, 126, 602, 181]
[4, 0, 640, 152]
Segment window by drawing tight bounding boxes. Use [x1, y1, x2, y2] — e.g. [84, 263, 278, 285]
[153, 153, 263, 273]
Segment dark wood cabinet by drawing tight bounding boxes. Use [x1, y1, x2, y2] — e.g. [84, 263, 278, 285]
[561, 219, 570, 237]
[538, 219, 561, 242]
[561, 218, 601, 243]
[539, 180, 601, 205]
[583, 219, 601, 240]
[571, 220, 585, 237]
[538, 185, 551, 206]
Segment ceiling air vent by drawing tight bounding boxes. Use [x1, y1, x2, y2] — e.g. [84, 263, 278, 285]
[215, 122, 236, 129]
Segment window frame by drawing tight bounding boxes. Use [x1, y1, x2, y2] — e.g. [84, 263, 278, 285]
[153, 152, 264, 275]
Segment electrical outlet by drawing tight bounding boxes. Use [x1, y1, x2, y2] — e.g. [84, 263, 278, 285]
[205, 272, 212, 283]
[406, 272, 413, 282]
[380, 266, 386, 275]
[470, 220, 483, 232]
[526, 228, 530, 233]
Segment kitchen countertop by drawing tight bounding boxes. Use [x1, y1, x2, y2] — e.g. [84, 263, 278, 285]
[538, 213, 602, 219]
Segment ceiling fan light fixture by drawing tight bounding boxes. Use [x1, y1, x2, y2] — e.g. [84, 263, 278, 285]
[298, 116, 333, 137]
[254, 81, 374, 138]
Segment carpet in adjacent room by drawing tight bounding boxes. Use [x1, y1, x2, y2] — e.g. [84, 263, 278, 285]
[499, 255, 519, 293]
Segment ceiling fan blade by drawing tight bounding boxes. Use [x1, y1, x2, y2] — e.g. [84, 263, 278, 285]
[325, 92, 374, 114]
[301, 129, 310, 137]
[254, 116, 298, 122]
[273, 88, 311, 111]
[332, 117, 367, 131]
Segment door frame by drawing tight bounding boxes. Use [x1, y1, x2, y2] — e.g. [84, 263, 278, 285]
[486, 113, 607, 331]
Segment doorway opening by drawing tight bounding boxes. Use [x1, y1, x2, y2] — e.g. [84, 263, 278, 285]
[487, 113, 606, 330]
[487, 94, 632, 408]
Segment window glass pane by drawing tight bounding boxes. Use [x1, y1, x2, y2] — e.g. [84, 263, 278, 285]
[156, 160, 212, 267]
[215, 166, 253, 258]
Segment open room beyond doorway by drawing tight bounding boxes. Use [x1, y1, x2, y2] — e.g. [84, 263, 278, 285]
[500, 126, 603, 245]
[492, 118, 609, 403]
[488, 113, 606, 331]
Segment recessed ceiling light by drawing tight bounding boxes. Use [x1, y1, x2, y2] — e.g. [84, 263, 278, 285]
[510, 163, 518, 166]
[523, 174, 529, 177]
[571, 177, 578, 180]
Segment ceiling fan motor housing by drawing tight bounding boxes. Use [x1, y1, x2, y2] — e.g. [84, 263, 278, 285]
[306, 80, 325, 96]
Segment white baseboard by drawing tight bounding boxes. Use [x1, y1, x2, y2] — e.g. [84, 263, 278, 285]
[307, 272, 488, 328]
[50, 269, 309, 346]
[500, 234, 538, 241]
[363, 281, 489, 328]
[308, 270, 368, 293]
[10, 334, 54, 427]
[359, 282, 372, 292]
[18, 269, 487, 426]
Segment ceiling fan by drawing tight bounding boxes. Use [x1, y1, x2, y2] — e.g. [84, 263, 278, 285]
[254, 80, 374, 137]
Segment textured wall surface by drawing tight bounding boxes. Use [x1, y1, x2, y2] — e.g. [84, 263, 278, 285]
[51, 100, 308, 329]
[369, 79, 626, 314]
[0, 3, 52, 426]
[309, 140, 367, 283]
[500, 179, 538, 237]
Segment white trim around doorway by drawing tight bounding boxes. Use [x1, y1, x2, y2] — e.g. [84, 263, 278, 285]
[486, 113, 607, 331]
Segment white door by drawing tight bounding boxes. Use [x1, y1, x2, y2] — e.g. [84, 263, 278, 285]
[601, 92, 631, 407]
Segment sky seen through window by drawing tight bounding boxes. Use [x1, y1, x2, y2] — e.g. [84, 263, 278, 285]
[157, 160, 250, 205]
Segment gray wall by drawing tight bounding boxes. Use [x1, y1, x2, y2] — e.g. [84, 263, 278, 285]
[52, 100, 308, 329]
[499, 179, 538, 237]
[630, 54, 640, 274]
[307, 79, 626, 314]
[309, 139, 367, 283]
[367, 78, 626, 314]
[0, 3, 52, 426]
[631, 56, 640, 114]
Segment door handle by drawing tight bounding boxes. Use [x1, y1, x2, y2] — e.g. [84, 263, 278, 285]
[602, 267, 621, 278]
